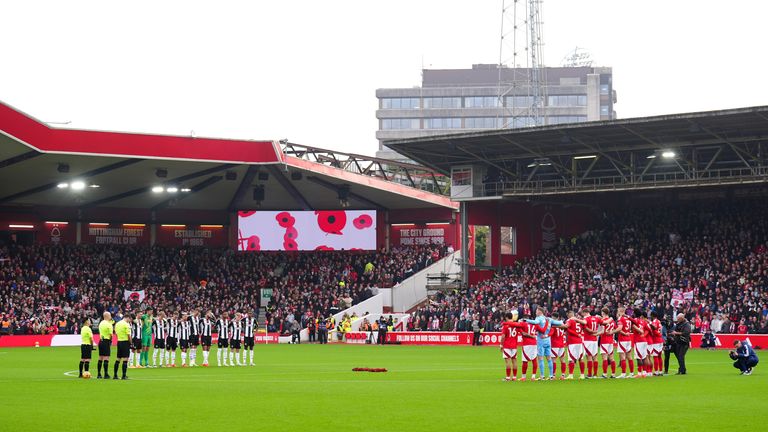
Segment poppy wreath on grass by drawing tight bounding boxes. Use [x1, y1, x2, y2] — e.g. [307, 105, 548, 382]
[352, 368, 388, 372]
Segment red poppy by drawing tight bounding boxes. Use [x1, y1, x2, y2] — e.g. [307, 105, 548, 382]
[245, 235, 261, 251]
[283, 238, 298, 251]
[284, 226, 298, 240]
[353, 214, 373, 230]
[315, 210, 346, 235]
[238, 211, 257, 218]
[276, 212, 295, 228]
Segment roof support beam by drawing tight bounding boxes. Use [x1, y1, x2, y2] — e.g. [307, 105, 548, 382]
[152, 176, 224, 211]
[456, 145, 518, 180]
[305, 176, 385, 210]
[0, 150, 41, 169]
[80, 163, 237, 209]
[227, 166, 258, 211]
[703, 147, 723, 172]
[0, 158, 142, 204]
[267, 165, 312, 210]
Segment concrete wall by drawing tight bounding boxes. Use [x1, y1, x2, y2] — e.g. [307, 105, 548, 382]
[391, 250, 462, 312]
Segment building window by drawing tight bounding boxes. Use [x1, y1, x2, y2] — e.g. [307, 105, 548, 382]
[508, 117, 536, 128]
[547, 95, 587, 107]
[381, 118, 420, 130]
[464, 117, 501, 129]
[600, 105, 610, 115]
[464, 96, 499, 108]
[506, 96, 534, 108]
[381, 98, 420, 110]
[423, 97, 462, 109]
[424, 118, 461, 129]
[600, 84, 610, 95]
[548, 116, 587, 125]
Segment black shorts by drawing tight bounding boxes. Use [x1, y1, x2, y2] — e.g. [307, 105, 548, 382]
[154, 339, 166, 349]
[117, 341, 131, 359]
[180, 339, 189, 350]
[230, 339, 241, 350]
[98, 339, 111, 357]
[217, 338, 229, 348]
[189, 335, 199, 346]
[166, 337, 178, 350]
[132, 338, 142, 350]
[81, 344, 92, 360]
[201, 336, 212, 346]
[244, 336, 254, 349]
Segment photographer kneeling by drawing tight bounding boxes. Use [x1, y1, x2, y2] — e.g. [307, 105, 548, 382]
[730, 340, 759, 375]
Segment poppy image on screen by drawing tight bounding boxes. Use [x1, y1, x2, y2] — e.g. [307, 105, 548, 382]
[237, 210, 376, 251]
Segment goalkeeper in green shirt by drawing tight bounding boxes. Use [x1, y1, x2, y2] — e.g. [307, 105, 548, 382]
[141, 310, 154, 367]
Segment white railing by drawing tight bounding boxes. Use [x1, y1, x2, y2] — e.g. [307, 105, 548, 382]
[391, 251, 462, 312]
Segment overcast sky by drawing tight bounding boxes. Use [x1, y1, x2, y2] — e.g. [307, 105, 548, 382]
[1, 0, 766, 156]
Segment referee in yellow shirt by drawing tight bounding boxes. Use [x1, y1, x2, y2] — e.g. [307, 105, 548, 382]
[79, 318, 94, 378]
[97, 312, 114, 379]
[114, 315, 133, 380]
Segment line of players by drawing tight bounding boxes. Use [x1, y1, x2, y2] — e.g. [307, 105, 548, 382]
[500, 306, 665, 380]
[128, 309, 261, 368]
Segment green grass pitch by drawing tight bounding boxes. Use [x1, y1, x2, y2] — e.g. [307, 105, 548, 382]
[0, 344, 764, 431]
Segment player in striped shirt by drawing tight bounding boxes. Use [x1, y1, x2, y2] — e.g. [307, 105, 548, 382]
[166, 313, 179, 367]
[179, 312, 191, 367]
[152, 311, 167, 368]
[216, 313, 231, 367]
[188, 310, 201, 367]
[129, 312, 143, 368]
[200, 311, 213, 366]
[229, 313, 243, 366]
[242, 311, 258, 366]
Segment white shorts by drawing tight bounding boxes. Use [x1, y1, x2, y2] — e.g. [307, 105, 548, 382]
[522, 345, 537, 361]
[567, 343, 583, 361]
[618, 341, 633, 354]
[600, 343, 615, 356]
[583, 341, 598, 357]
[649, 343, 662, 355]
[634, 342, 648, 359]
[502, 348, 517, 359]
[551, 347, 565, 358]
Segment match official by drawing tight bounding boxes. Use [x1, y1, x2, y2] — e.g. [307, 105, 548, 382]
[114, 315, 132, 380]
[670, 313, 691, 375]
[97, 312, 114, 379]
[79, 318, 94, 378]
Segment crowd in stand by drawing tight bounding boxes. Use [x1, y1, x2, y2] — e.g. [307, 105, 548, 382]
[414, 200, 768, 334]
[0, 243, 444, 336]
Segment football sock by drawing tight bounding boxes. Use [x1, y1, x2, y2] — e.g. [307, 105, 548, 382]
[602, 360, 608, 374]
[103, 361, 109, 377]
[190, 350, 196, 364]
[538, 358, 545, 378]
[122, 361, 127, 378]
[547, 359, 553, 376]
[568, 362, 575, 374]
[79, 361, 84, 376]
[181, 352, 187, 365]
[97, 360, 103, 376]
[620, 359, 626, 373]
[628, 360, 634, 373]
[171, 352, 176, 366]
[203, 350, 209, 364]
[593, 361, 598, 375]
[522, 362, 528, 376]
[249, 350, 254, 364]
[587, 361, 593, 376]
[578, 361, 585, 375]
[113, 361, 119, 377]
[561, 361, 567, 374]
[152, 350, 158, 366]
[610, 360, 616, 374]
[128, 352, 133, 365]
[532, 361, 538, 375]
[84, 362, 90, 372]
[505, 367, 511, 378]
[228, 351, 234, 365]
[217, 349, 222, 365]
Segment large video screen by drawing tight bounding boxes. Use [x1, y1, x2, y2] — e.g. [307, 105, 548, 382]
[237, 210, 377, 251]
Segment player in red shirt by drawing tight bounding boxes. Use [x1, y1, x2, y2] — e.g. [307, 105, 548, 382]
[599, 307, 619, 378]
[549, 313, 568, 379]
[499, 311, 527, 381]
[561, 310, 587, 379]
[631, 309, 652, 378]
[581, 308, 603, 378]
[615, 306, 635, 378]
[519, 313, 539, 381]
[649, 311, 664, 376]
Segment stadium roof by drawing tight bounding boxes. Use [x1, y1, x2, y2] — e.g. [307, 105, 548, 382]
[386, 106, 768, 196]
[0, 101, 456, 211]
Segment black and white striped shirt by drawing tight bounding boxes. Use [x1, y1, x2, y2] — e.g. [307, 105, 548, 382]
[190, 316, 200, 336]
[153, 319, 167, 339]
[201, 318, 212, 337]
[216, 319, 229, 339]
[167, 319, 178, 338]
[230, 320, 242, 340]
[243, 317, 256, 337]
[131, 321, 142, 339]
[179, 320, 190, 340]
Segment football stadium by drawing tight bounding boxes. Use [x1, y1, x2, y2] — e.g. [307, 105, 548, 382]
[1, 2, 768, 432]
